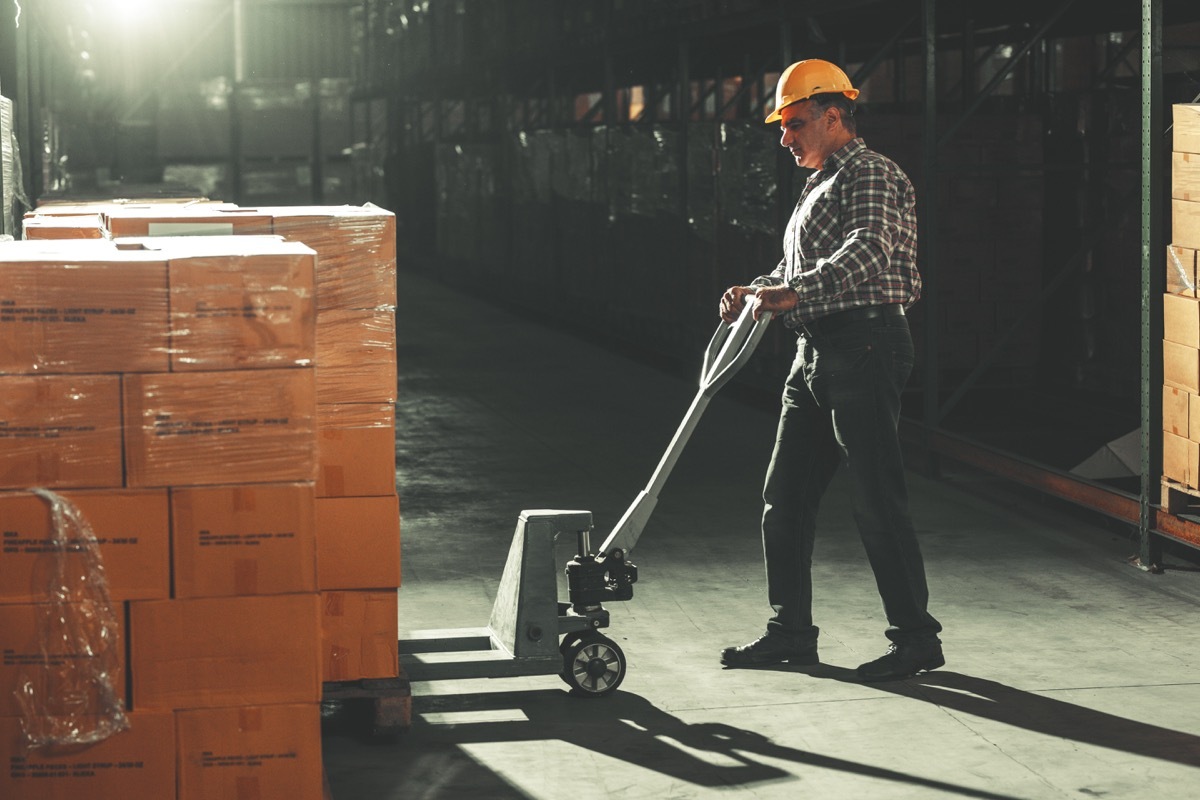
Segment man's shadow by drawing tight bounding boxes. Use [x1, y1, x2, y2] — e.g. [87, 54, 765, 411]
[392, 687, 1029, 800]
[790, 663, 1200, 768]
[330, 665, 1200, 798]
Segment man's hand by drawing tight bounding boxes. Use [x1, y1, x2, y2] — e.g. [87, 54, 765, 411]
[720, 286, 757, 323]
[752, 285, 800, 319]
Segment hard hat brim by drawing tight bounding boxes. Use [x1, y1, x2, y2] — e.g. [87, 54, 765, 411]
[765, 89, 860, 124]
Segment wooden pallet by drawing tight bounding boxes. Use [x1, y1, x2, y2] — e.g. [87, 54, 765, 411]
[321, 675, 411, 737]
[1161, 478, 1200, 516]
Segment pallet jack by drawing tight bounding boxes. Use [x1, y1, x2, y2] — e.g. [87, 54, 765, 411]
[399, 301, 772, 697]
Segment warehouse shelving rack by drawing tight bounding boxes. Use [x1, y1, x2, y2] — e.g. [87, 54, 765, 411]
[345, 0, 1200, 564]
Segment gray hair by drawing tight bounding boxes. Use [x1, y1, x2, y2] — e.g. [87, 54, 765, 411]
[809, 92, 857, 134]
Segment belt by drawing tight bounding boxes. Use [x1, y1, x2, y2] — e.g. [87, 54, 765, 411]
[798, 304, 904, 337]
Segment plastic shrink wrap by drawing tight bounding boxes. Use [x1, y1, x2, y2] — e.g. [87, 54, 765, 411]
[7, 490, 128, 748]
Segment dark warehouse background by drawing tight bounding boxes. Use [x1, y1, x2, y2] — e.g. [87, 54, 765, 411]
[3, 0, 1200, 552]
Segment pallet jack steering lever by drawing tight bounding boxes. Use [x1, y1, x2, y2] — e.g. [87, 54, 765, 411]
[597, 298, 773, 561]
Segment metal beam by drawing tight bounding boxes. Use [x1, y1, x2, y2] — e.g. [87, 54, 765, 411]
[24, 0, 42, 202]
[920, 0, 939, 469]
[1138, 0, 1165, 570]
[942, 40, 1003, 102]
[938, 0, 1076, 149]
[961, 17, 976, 102]
[689, 78, 718, 118]
[678, 36, 690, 320]
[1091, 33, 1140, 91]
[579, 94, 604, 125]
[603, 49, 617, 124]
[902, 423, 1200, 554]
[850, 11, 918, 90]
[717, 60, 768, 120]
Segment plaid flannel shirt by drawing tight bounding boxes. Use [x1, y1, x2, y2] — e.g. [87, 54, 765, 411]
[752, 137, 921, 329]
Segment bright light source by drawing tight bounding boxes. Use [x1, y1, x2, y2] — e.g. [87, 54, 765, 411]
[105, 0, 185, 26]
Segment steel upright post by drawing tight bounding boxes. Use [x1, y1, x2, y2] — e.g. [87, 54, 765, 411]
[920, 0, 940, 474]
[1139, 0, 1165, 570]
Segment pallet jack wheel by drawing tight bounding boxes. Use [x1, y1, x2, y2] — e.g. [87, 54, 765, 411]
[557, 633, 585, 687]
[561, 632, 625, 697]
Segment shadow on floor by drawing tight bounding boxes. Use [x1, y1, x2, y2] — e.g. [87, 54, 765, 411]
[793, 665, 1200, 769]
[384, 688, 1026, 799]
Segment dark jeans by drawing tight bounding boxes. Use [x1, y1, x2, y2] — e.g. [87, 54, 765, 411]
[761, 311, 941, 646]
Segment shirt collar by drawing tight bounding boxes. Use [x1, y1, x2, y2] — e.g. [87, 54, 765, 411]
[821, 137, 866, 172]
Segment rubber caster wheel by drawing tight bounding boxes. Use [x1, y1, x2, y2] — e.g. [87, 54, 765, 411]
[557, 633, 585, 687]
[561, 632, 625, 697]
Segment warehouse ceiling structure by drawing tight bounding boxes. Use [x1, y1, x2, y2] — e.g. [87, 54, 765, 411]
[4, 0, 1200, 563]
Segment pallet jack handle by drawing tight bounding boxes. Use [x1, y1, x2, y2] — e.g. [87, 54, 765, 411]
[598, 298, 772, 557]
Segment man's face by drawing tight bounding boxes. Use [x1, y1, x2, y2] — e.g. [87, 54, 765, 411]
[779, 100, 831, 170]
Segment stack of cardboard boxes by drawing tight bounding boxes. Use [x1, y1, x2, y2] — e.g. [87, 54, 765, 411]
[1163, 104, 1200, 488]
[0, 232, 342, 798]
[96, 203, 402, 684]
[21, 202, 404, 685]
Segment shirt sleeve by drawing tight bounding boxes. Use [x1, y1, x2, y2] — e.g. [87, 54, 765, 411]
[751, 257, 787, 288]
[787, 157, 905, 304]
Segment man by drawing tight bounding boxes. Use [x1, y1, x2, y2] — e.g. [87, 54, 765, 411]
[719, 59, 942, 682]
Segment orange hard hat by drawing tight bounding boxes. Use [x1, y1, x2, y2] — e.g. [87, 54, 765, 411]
[765, 59, 859, 123]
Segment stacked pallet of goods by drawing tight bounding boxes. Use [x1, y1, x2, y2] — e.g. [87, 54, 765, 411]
[98, 203, 402, 689]
[0, 235, 326, 798]
[1163, 104, 1200, 504]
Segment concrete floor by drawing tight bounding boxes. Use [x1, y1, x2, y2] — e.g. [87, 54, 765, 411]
[322, 269, 1200, 800]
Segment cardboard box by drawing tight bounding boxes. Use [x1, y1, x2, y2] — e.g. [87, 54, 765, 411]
[1164, 386, 1190, 437]
[321, 590, 399, 681]
[316, 308, 397, 404]
[1164, 430, 1200, 487]
[1174, 152, 1200, 201]
[316, 403, 396, 497]
[0, 241, 170, 374]
[0, 375, 124, 490]
[1164, 339, 1200, 395]
[130, 593, 321, 709]
[0, 602, 126, 718]
[171, 482, 317, 598]
[29, 201, 132, 217]
[1174, 198, 1200, 251]
[1163, 430, 1187, 485]
[118, 236, 317, 371]
[316, 494, 400, 590]
[20, 213, 105, 239]
[1168, 245, 1197, 296]
[176, 704, 323, 800]
[0, 489, 170, 603]
[1164, 292, 1200, 347]
[123, 368, 316, 488]
[0, 711, 176, 800]
[33, 199, 225, 217]
[263, 204, 397, 311]
[1176, 104, 1200, 154]
[1191, 393, 1200, 444]
[105, 205, 271, 238]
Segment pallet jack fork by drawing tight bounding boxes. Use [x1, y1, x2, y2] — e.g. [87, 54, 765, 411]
[399, 301, 772, 696]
